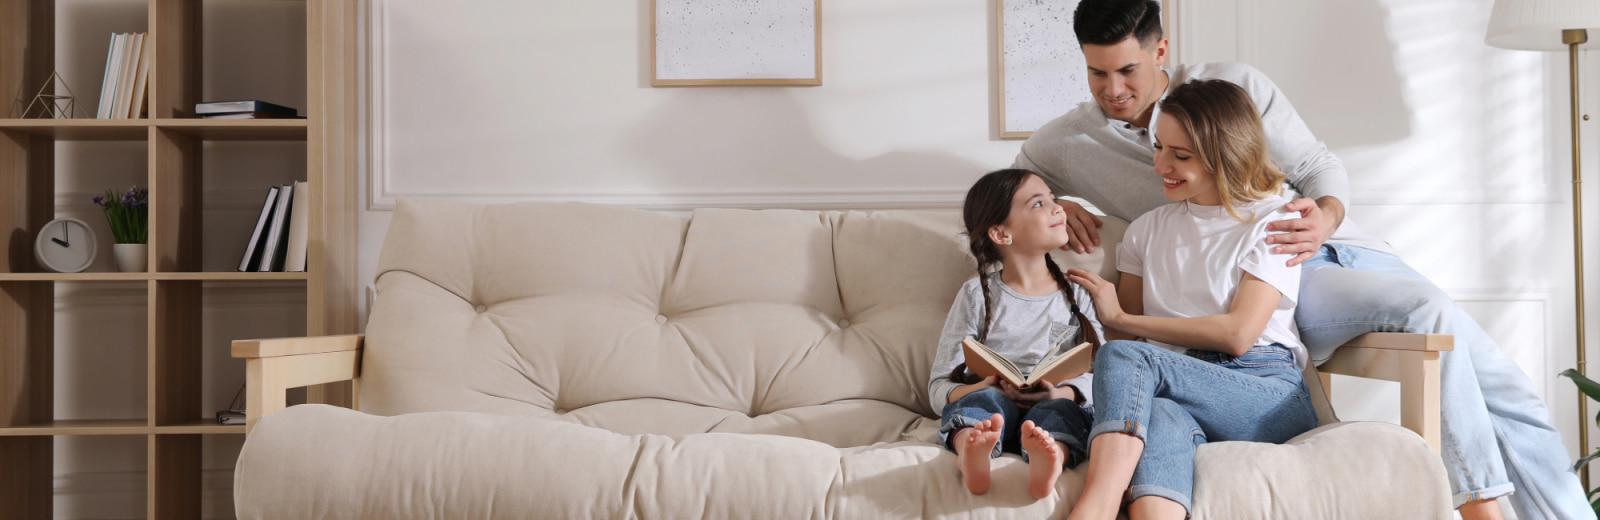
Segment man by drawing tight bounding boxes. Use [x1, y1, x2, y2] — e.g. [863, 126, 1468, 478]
[1013, 1, 1590, 518]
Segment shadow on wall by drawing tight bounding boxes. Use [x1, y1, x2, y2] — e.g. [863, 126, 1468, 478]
[621, 88, 990, 203]
[1267, 0, 1412, 151]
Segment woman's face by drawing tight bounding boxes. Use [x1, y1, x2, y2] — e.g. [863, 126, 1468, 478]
[1154, 113, 1220, 205]
[993, 175, 1070, 253]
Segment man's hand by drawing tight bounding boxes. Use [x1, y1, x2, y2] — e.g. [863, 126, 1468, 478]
[1055, 199, 1103, 254]
[1265, 197, 1336, 267]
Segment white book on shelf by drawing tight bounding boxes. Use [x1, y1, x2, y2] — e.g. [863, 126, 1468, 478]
[283, 181, 310, 272]
[238, 187, 280, 271]
[98, 34, 125, 119]
[256, 184, 294, 272]
[128, 33, 151, 119]
[113, 33, 142, 119]
[95, 35, 116, 119]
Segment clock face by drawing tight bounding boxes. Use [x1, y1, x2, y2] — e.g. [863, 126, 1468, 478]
[35, 218, 97, 273]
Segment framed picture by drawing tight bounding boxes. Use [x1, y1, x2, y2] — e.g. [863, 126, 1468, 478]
[994, 0, 1180, 139]
[651, 0, 822, 87]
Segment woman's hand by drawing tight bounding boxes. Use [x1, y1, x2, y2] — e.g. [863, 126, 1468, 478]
[1066, 268, 1125, 325]
[948, 375, 999, 403]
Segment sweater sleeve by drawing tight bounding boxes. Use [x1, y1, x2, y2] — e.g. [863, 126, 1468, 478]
[1237, 64, 1351, 205]
[929, 279, 984, 415]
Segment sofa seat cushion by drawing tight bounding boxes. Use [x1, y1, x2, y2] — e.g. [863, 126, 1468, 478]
[235, 405, 1450, 519]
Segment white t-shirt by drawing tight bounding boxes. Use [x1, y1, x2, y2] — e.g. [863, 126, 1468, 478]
[1115, 194, 1306, 366]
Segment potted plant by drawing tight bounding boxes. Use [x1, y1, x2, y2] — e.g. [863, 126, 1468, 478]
[1560, 368, 1600, 515]
[92, 186, 148, 272]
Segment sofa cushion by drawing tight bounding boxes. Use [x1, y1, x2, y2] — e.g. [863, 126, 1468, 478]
[364, 201, 1120, 447]
[234, 405, 1449, 519]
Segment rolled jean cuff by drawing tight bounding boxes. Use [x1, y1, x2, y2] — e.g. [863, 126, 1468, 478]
[1129, 484, 1192, 515]
[940, 415, 1002, 459]
[1088, 418, 1147, 445]
[1451, 482, 1515, 509]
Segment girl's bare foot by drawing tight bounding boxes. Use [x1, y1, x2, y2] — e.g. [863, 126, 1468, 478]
[955, 413, 1004, 495]
[1021, 420, 1066, 500]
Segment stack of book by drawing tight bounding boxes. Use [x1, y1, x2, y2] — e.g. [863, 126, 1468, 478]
[239, 181, 310, 272]
[96, 32, 151, 119]
[197, 100, 299, 119]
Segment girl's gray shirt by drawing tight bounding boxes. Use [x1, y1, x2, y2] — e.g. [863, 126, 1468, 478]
[927, 273, 1105, 414]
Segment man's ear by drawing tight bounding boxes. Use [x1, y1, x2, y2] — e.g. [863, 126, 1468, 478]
[988, 225, 1011, 246]
[1153, 38, 1169, 67]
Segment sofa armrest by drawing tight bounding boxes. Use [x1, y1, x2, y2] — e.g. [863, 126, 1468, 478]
[1317, 333, 1453, 454]
[231, 335, 364, 433]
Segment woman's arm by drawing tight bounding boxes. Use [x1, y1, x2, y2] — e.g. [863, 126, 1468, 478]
[1068, 269, 1282, 357]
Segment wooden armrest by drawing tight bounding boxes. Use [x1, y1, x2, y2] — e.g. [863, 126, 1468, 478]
[232, 334, 364, 358]
[1340, 332, 1453, 352]
[1317, 332, 1449, 454]
[230, 335, 364, 433]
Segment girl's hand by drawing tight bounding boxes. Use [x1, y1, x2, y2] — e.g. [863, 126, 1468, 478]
[1066, 268, 1124, 324]
[948, 375, 999, 403]
[999, 380, 1075, 405]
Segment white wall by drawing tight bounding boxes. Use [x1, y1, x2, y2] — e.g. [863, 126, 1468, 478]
[359, 0, 1600, 489]
[52, 1, 305, 517]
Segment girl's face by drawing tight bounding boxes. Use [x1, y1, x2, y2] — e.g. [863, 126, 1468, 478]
[1154, 113, 1221, 205]
[990, 175, 1070, 253]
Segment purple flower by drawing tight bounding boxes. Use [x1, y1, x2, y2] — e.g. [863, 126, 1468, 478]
[92, 195, 105, 206]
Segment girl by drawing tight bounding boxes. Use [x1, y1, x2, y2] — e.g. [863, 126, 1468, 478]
[928, 168, 1106, 499]
[1064, 79, 1319, 520]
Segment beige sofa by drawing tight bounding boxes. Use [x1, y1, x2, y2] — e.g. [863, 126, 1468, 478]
[231, 200, 1452, 518]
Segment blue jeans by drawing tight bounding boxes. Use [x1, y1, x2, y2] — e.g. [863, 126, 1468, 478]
[1299, 243, 1590, 517]
[939, 387, 1093, 468]
[1089, 340, 1318, 514]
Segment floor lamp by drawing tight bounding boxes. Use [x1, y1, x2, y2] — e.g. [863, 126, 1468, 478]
[1487, 0, 1600, 489]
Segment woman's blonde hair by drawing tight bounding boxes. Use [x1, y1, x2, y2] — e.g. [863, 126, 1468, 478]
[1158, 79, 1285, 221]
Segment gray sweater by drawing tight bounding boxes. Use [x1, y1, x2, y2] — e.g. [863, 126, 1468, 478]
[927, 274, 1104, 414]
[1013, 62, 1390, 254]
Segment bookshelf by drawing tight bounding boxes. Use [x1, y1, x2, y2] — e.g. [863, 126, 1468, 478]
[0, 0, 359, 518]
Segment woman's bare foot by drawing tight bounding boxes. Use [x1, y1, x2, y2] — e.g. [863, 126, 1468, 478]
[955, 413, 1004, 495]
[1022, 420, 1066, 499]
[1459, 498, 1504, 520]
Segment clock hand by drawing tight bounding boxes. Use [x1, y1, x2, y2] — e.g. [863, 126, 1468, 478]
[52, 222, 69, 247]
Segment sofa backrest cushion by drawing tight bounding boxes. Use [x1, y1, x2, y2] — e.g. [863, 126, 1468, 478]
[362, 200, 1123, 447]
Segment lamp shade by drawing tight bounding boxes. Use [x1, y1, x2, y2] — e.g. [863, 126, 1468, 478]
[1487, 0, 1600, 50]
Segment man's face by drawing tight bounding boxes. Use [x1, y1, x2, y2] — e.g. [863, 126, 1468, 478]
[1081, 35, 1168, 125]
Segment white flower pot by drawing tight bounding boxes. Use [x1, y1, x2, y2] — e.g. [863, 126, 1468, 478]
[113, 243, 148, 272]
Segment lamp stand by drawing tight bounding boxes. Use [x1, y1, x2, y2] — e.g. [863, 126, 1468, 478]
[1565, 27, 1591, 491]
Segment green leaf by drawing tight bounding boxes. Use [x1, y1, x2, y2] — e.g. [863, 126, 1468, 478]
[1560, 369, 1600, 402]
[1574, 449, 1600, 472]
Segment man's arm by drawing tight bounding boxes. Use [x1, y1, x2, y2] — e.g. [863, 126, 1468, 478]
[1234, 64, 1348, 264]
[1239, 63, 1351, 210]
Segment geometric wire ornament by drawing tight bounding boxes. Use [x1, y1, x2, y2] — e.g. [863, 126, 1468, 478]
[18, 72, 75, 119]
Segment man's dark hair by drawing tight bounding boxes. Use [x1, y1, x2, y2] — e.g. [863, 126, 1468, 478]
[1073, 0, 1164, 47]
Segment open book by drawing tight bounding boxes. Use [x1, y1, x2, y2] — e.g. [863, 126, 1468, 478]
[962, 336, 1093, 388]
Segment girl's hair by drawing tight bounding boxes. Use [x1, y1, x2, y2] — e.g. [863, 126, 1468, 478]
[948, 169, 1098, 385]
[1158, 79, 1286, 221]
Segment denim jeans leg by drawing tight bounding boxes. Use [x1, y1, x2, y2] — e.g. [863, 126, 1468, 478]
[1298, 245, 1588, 518]
[939, 387, 1018, 459]
[1091, 340, 1317, 514]
[1127, 397, 1204, 513]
